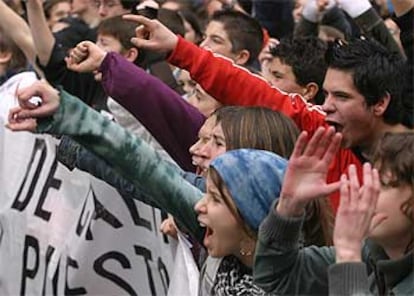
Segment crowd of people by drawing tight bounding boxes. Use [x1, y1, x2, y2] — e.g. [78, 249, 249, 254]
[1, 0, 413, 294]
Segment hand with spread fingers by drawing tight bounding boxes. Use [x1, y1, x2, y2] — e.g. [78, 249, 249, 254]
[65, 41, 107, 73]
[334, 163, 386, 263]
[122, 14, 178, 54]
[6, 80, 60, 132]
[276, 126, 342, 217]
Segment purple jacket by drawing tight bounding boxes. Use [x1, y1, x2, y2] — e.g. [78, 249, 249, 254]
[99, 52, 205, 172]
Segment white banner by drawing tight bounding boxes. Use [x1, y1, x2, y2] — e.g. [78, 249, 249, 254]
[167, 232, 199, 296]
[0, 95, 176, 295]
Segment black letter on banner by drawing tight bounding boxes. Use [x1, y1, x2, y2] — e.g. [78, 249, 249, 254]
[65, 257, 87, 295]
[35, 155, 62, 221]
[42, 245, 60, 296]
[12, 138, 46, 212]
[76, 187, 123, 240]
[122, 197, 151, 230]
[75, 196, 91, 238]
[21, 235, 39, 295]
[85, 193, 123, 240]
[93, 251, 137, 296]
[134, 246, 155, 295]
[158, 258, 169, 294]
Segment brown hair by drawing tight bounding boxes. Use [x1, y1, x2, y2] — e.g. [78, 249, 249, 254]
[214, 106, 299, 159]
[97, 16, 136, 52]
[0, 29, 27, 72]
[210, 106, 334, 245]
[372, 132, 414, 251]
[43, 0, 70, 19]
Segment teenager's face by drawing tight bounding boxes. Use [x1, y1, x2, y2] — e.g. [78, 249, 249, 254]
[194, 176, 246, 257]
[293, 0, 306, 23]
[48, 1, 71, 28]
[177, 70, 196, 97]
[187, 84, 222, 117]
[200, 21, 238, 62]
[369, 171, 413, 248]
[94, 0, 128, 19]
[93, 34, 123, 80]
[71, 0, 90, 14]
[189, 118, 226, 176]
[322, 68, 378, 149]
[262, 57, 305, 97]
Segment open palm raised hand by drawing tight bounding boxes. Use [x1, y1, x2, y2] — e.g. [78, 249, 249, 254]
[277, 127, 342, 217]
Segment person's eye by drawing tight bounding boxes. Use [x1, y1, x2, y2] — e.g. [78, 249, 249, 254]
[272, 72, 283, 79]
[215, 140, 224, 147]
[211, 194, 221, 203]
[332, 92, 350, 100]
[211, 37, 223, 44]
[201, 137, 210, 144]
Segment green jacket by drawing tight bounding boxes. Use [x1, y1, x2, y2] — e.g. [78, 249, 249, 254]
[254, 202, 414, 295]
[37, 90, 204, 242]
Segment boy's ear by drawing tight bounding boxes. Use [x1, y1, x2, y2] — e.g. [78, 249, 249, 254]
[123, 48, 139, 63]
[373, 93, 391, 117]
[235, 49, 250, 66]
[303, 82, 319, 102]
[0, 51, 12, 65]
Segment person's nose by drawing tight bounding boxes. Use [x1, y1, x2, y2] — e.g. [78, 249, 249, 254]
[189, 138, 202, 155]
[321, 93, 335, 113]
[98, 6, 108, 17]
[197, 140, 212, 159]
[194, 194, 207, 213]
[199, 38, 210, 50]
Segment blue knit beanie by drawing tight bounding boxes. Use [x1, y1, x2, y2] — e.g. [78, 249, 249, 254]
[210, 149, 287, 232]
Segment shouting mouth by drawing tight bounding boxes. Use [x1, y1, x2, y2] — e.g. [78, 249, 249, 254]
[326, 120, 343, 133]
[199, 221, 214, 248]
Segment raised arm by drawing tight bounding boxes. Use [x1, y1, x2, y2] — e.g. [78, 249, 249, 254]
[26, 1, 104, 108]
[26, 0, 55, 66]
[328, 163, 382, 295]
[0, 0, 36, 64]
[67, 41, 205, 171]
[122, 14, 327, 134]
[254, 127, 342, 294]
[391, 0, 414, 64]
[338, 0, 402, 56]
[57, 136, 188, 210]
[294, 0, 336, 38]
[101, 53, 204, 171]
[7, 81, 205, 242]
